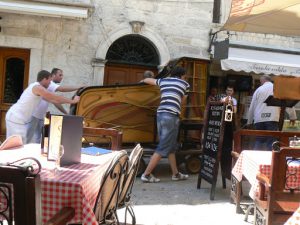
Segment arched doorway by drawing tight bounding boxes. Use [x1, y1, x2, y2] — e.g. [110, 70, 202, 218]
[104, 35, 159, 85]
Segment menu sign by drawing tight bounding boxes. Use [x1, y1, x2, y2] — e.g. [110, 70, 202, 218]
[197, 102, 225, 200]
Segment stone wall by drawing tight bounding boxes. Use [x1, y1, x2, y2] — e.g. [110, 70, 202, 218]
[0, 0, 215, 87]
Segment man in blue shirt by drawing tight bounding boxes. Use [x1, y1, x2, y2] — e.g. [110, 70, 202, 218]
[140, 66, 190, 183]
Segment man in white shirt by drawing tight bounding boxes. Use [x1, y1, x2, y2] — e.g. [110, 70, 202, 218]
[247, 75, 297, 150]
[27, 68, 84, 143]
[5, 70, 80, 144]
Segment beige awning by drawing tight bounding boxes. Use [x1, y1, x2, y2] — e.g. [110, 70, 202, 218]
[222, 0, 300, 37]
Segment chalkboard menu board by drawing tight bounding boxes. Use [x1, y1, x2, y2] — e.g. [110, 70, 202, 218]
[197, 102, 225, 200]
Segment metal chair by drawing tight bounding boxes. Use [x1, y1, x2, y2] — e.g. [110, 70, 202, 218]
[118, 144, 143, 225]
[94, 151, 129, 225]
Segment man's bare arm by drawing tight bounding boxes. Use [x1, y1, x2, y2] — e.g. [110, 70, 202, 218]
[56, 85, 84, 92]
[33, 85, 80, 104]
[54, 103, 68, 114]
[141, 78, 157, 85]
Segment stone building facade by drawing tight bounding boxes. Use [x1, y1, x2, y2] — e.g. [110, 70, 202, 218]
[0, 0, 215, 86]
[1, 0, 300, 138]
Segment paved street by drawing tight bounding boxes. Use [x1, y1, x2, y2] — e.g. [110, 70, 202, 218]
[118, 158, 254, 225]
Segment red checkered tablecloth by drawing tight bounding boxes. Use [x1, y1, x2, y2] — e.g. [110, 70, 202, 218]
[232, 150, 300, 199]
[0, 144, 124, 225]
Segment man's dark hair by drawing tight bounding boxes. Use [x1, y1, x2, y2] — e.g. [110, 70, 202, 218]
[37, 70, 51, 82]
[51, 68, 62, 75]
[170, 66, 186, 78]
[226, 85, 235, 90]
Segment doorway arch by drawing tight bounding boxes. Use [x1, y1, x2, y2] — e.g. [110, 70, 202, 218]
[104, 34, 159, 85]
[93, 26, 170, 85]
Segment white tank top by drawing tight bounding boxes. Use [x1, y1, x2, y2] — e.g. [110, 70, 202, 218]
[6, 82, 41, 124]
[32, 81, 59, 119]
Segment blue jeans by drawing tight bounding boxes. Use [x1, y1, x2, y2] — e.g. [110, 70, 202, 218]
[155, 112, 180, 157]
[254, 121, 279, 150]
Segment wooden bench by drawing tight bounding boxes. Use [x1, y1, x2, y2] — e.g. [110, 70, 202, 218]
[254, 147, 300, 225]
[231, 129, 300, 213]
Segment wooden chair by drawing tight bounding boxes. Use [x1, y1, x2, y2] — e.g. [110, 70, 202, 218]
[118, 144, 143, 225]
[93, 151, 129, 225]
[254, 147, 300, 225]
[0, 135, 23, 150]
[0, 157, 74, 225]
[82, 127, 123, 150]
[231, 129, 300, 214]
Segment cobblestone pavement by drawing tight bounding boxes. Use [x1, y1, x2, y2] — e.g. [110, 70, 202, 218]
[117, 158, 254, 225]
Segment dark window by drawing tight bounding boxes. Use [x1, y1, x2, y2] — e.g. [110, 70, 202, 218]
[106, 35, 159, 66]
[4, 57, 25, 103]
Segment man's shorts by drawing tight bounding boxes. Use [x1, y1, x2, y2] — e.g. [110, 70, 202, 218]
[155, 112, 180, 157]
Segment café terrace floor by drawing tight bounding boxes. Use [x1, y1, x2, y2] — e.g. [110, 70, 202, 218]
[117, 158, 253, 225]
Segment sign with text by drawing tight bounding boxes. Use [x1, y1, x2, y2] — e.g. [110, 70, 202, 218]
[197, 102, 225, 200]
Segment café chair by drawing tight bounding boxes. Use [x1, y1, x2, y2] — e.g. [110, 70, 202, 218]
[231, 129, 300, 214]
[82, 127, 123, 150]
[254, 147, 300, 225]
[0, 157, 75, 225]
[93, 150, 129, 225]
[0, 135, 23, 150]
[118, 144, 143, 225]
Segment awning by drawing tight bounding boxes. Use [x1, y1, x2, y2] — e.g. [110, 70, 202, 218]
[213, 40, 300, 76]
[0, 0, 91, 19]
[222, 0, 300, 37]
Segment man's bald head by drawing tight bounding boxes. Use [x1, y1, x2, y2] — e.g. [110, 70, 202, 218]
[260, 75, 272, 85]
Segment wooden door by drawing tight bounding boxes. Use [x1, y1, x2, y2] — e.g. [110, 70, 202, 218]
[104, 64, 156, 85]
[0, 47, 30, 141]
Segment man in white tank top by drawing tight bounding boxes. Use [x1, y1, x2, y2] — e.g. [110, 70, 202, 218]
[5, 70, 80, 144]
[27, 68, 84, 143]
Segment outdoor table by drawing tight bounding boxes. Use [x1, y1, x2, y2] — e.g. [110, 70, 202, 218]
[0, 144, 124, 225]
[284, 206, 300, 225]
[231, 150, 300, 199]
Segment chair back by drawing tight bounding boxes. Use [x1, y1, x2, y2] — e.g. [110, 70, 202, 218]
[82, 127, 123, 150]
[119, 144, 143, 207]
[0, 158, 41, 225]
[93, 150, 129, 224]
[269, 147, 300, 204]
[0, 135, 23, 150]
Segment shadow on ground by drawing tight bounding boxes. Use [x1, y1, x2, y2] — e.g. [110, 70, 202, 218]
[117, 158, 254, 225]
